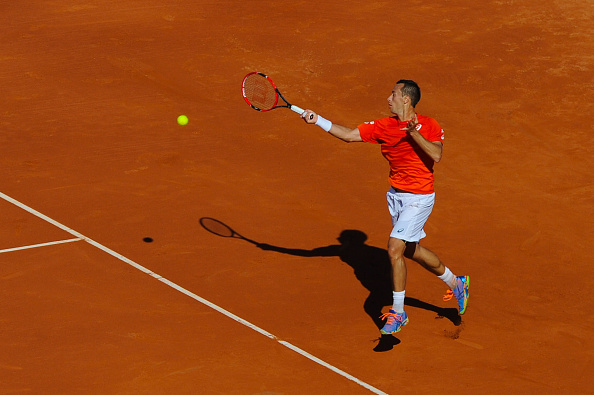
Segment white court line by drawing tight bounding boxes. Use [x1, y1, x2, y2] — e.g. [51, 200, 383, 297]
[0, 238, 82, 254]
[0, 191, 388, 395]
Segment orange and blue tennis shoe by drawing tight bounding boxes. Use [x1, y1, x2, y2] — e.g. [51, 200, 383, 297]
[379, 309, 409, 335]
[444, 275, 470, 314]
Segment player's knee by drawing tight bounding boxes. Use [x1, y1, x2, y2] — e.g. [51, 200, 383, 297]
[387, 238, 406, 258]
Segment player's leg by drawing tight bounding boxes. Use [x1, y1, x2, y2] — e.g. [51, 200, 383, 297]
[388, 237, 407, 292]
[380, 236, 409, 334]
[396, 191, 470, 315]
[407, 243, 446, 276]
[380, 188, 412, 334]
[408, 243, 468, 313]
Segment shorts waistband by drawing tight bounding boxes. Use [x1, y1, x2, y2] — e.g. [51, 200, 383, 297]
[390, 187, 413, 194]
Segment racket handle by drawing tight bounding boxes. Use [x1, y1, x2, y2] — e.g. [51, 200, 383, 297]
[290, 105, 305, 115]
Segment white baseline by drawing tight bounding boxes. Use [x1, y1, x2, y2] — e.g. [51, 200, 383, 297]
[0, 238, 81, 254]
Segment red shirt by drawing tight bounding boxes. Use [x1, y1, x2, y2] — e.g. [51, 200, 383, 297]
[358, 115, 444, 194]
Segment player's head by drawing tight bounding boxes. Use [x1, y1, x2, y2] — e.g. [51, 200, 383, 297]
[396, 79, 421, 108]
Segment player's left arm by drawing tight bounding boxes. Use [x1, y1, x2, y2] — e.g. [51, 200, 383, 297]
[410, 132, 443, 163]
[402, 117, 443, 163]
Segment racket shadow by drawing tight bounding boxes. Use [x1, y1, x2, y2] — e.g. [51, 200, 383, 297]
[199, 217, 259, 245]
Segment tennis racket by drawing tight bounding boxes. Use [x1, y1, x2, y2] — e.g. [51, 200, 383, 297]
[199, 217, 257, 245]
[242, 72, 306, 115]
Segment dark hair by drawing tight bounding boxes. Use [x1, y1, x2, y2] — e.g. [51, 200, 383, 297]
[396, 79, 421, 107]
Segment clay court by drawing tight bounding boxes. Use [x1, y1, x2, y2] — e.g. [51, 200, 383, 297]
[1, 1, 593, 394]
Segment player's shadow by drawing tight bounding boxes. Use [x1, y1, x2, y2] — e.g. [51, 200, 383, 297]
[256, 229, 461, 352]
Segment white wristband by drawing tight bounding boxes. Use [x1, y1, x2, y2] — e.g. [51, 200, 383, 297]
[315, 115, 332, 132]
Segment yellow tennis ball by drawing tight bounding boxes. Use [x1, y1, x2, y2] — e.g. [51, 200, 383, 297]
[177, 115, 189, 126]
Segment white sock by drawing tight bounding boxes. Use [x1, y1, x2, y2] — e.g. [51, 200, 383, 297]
[392, 291, 405, 313]
[438, 266, 457, 290]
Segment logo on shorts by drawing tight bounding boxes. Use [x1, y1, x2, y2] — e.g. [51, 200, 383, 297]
[397, 228, 405, 233]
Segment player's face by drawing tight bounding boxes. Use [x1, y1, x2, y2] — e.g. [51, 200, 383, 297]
[388, 84, 405, 114]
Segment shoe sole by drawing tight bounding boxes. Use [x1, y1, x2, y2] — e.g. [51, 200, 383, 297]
[380, 318, 409, 335]
[459, 276, 470, 315]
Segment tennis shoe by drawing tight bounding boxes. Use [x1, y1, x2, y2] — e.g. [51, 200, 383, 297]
[443, 275, 469, 314]
[379, 309, 408, 335]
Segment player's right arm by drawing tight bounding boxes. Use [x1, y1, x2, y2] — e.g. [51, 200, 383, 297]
[302, 109, 363, 143]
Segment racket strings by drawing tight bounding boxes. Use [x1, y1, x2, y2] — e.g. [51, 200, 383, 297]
[243, 74, 277, 110]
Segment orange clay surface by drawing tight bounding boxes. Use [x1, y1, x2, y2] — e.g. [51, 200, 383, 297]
[1, 1, 593, 394]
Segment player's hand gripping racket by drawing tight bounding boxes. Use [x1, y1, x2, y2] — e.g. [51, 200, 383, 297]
[242, 72, 306, 116]
[200, 217, 257, 245]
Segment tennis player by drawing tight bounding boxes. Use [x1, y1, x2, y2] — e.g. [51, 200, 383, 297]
[302, 80, 469, 335]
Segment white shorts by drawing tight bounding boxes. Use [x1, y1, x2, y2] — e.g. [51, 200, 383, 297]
[386, 187, 435, 243]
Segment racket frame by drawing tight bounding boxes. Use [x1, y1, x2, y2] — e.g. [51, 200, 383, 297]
[242, 72, 304, 115]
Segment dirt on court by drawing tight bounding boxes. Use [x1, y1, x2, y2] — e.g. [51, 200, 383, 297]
[1, 1, 593, 394]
